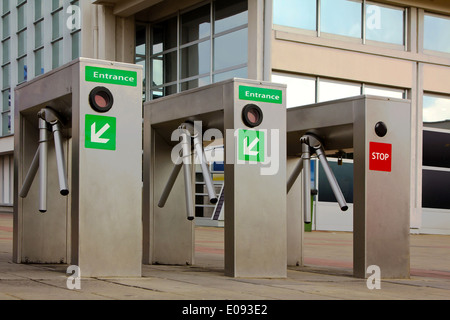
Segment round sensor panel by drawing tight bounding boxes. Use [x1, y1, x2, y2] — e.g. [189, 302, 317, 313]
[242, 104, 263, 128]
[89, 87, 114, 113]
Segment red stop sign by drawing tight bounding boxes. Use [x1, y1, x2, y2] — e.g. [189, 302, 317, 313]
[369, 142, 392, 172]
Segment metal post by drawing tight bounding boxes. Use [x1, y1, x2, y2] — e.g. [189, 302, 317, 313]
[39, 118, 48, 213]
[52, 122, 69, 196]
[315, 146, 348, 211]
[302, 141, 311, 224]
[158, 155, 183, 208]
[180, 129, 195, 220]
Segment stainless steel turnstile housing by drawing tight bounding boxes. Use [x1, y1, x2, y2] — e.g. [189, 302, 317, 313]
[143, 78, 287, 278]
[13, 58, 143, 277]
[287, 95, 413, 279]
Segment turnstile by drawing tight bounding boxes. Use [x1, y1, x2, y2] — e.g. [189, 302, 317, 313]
[143, 79, 287, 278]
[286, 95, 413, 279]
[13, 58, 143, 277]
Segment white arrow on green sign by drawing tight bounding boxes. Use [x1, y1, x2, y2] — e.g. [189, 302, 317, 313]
[238, 129, 265, 163]
[85, 114, 117, 151]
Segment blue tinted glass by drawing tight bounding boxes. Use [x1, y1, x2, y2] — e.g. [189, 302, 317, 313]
[424, 14, 450, 54]
[321, 0, 362, 38]
[273, 0, 317, 31]
[365, 4, 404, 45]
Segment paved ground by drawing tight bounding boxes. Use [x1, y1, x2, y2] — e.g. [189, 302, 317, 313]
[1, 213, 450, 303]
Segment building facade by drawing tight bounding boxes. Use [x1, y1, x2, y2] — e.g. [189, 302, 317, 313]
[1, 0, 449, 234]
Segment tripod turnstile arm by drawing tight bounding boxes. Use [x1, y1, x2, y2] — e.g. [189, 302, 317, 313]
[186, 122, 217, 205]
[301, 140, 312, 224]
[180, 128, 195, 221]
[19, 145, 40, 198]
[39, 118, 48, 213]
[314, 146, 348, 212]
[52, 122, 69, 196]
[287, 156, 304, 194]
[158, 155, 183, 209]
[19, 107, 69, 213]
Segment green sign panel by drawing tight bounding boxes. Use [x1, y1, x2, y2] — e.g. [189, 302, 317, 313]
[85, 66, 138, 87]
[239, 86, 282, 104]
[85, 114, 117, 151]
[238, 129, 265, 163]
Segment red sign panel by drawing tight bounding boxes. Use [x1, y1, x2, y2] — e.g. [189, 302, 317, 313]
[369, 142, 392, 172]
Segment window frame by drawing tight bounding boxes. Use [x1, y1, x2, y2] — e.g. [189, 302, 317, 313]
[146, 0, 249, 101]
[273, 0, 407, 51]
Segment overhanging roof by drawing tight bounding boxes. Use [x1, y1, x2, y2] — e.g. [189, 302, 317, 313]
[91, 0, 164, 17]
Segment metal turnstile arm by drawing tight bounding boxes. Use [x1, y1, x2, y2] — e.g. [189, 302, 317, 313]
[314, 146, 348, 212]
[158, 122, 218, 221]
[301, 139, 312, 224]
[19, 145, 40, 199]
[158, 154, 183, 208]
[38, 118, 48, 213]
[19, 107, 69, 213]
[288, 133, 349, 224]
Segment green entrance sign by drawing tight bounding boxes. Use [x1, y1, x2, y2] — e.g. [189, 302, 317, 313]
[238, 129, 265, 163]
[239, 86, 283, 104]
[85, 114, 117, 151]
[85, 66, 138, 87]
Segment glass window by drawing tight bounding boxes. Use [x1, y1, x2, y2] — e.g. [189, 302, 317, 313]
[17, 3, 26, 30]
[151, 51, 177, 86]
[214, 28, 247, 71]
[148, 0, 248, 100]
[363, 85, 405, 99]
[2, 65, 10, 89]
[422, 169, 450, 209]
[17, 56, 27, 83]
[424, 13, 450, 54]
[152, 17, 177, 54]
[52, 40, 63, 69]
[35, 48, 44, 76]
[423, 94, 450, 127]
[2, 0, 9, 15]
[423, 130, 450, 169]
[318, 160, 354, 204]
[2, 89, 10, 112]
[72, 30, 81, 60]
[181, 41, 211, 79]
[213, 66, 247, 82]
[52, 9, 62, 40]
[318, 79, 361, 102]
[272, 73, 316, 108]
[35, 0, 42, 20]
[2, 112, 11, 135]
[35, 20, 43, 48]
[181, 76, 211, 92]
[52, 0, 62, 10]
[2, 39, 10, 64]
[181, 4, 211, 45]
[2, 14, 10, 39]
[273, 0, 317, 31]
[365, 3, 404, 45]
[321, 0, 362, 38]
[214, 0, 248, 34]
[17, 30, 26, 56]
